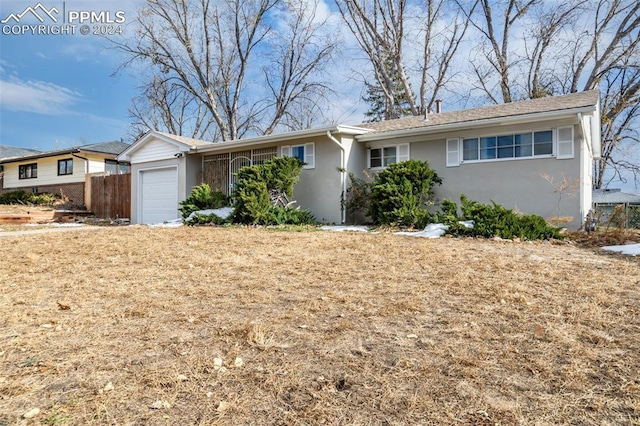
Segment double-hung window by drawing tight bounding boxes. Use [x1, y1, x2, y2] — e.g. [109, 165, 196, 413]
[368, 144, 410, 169]
[19, 163, 37, 179]
[280, 143, 315, 169]
[58, 158, 73, 176]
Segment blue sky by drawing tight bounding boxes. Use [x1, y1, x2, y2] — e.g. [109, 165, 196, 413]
[0, 0, 139, 151]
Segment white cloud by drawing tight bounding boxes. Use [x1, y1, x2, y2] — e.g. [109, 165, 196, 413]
[0, 76, 82, 115]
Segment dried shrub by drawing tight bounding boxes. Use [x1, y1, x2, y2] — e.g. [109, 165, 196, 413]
[344, 171, 372, 223]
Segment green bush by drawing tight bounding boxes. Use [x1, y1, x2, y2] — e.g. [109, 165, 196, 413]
[179, 183, 229, 219]
[0, 190, 59, 206]
[232, 156, 315, 225]
[434, 195, 563, 240]
[269, 206, 316, 225]
[367, 160, 441, 228]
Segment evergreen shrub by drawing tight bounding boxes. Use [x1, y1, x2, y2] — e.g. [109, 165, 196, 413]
[434, 195, 563, 240]
[184, 211, 230, 226]
[0, 190, 59, 206]
[179, 183, 229, 219]
[367, 160, 441, 228]
[232, 156, 315, 225]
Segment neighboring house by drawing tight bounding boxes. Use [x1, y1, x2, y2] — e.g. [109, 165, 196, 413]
[1, 141, 131, 207]
[593, 188, 640, 228]
[118, 90, 601, 228]
[0, 145, 42, 190]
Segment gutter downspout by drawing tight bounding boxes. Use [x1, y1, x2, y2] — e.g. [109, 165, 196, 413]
[327, 131, 346, 224]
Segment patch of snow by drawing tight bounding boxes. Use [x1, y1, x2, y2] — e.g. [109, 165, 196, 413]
[395, 223, 449, 238]
[51, 223, 84, 228]
[147, 218, 184, 228]
[321, 225, 369, 232]
[602, 243, 640, 256]
[186, 207, 234, 221]
[460, 220, 475, 229]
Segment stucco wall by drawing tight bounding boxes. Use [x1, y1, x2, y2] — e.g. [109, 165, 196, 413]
[286, 135, 343, 224]
[186, 154, 202, 195]
[365, 119, 587, 228]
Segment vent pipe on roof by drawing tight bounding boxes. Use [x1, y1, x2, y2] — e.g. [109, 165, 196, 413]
[435, 99, 442, 113]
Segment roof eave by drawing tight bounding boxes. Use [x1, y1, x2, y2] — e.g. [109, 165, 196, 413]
[192, 125, 371, 154]
[77, 148, 120, 157]
[0, 148, 81, 164]
[356, 105, 598, 142]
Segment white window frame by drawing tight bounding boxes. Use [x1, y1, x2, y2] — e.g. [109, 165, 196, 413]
[458, 129, 562, 164]
[446, 138, 460, 167]
[367, 143, 410, 169]
[556, 126, 574, 159]
[280, 142, 315, 169]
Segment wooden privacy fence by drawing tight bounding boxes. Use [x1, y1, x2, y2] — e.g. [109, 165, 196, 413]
[90, 173, 131, 219]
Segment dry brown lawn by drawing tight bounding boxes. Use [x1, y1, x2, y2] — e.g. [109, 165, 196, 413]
[1, 226, 639, 425]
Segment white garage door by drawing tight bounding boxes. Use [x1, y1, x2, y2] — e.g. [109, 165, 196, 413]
[140, 167, 179, 224]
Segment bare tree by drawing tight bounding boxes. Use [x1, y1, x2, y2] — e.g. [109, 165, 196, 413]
[336, 0, 415, 117]
[597, 60, 640, 188]
[336, 0, 473, 117]
[129, 75, 216, 140]
[458, 0, 541, 103]
[418, 1, 476, 111]
[116, 0, 335, 141]
[523, 1, 584, 99]
[463, 0, 640, 188]
[259, 0, 338, 134]
[566, 0, 640, 188]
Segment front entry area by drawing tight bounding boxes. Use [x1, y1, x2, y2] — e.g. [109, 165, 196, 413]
[202, 147, 277, 195]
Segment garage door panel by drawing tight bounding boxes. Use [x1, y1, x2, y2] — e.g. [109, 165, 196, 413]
[141, 168, 178, 224]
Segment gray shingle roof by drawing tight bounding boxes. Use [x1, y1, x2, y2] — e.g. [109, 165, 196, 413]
[79, 141, 131, 155]
[0, 145, 42, 160]
[593, 189, 640, 204]
[356, 90, 600, 134]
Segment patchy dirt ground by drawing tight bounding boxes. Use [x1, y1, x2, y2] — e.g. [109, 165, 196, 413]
[1, 226, 639, 425]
